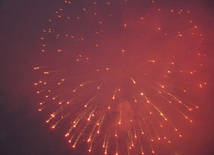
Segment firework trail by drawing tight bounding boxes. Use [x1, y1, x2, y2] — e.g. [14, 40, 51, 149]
[34, 0, 207, 154]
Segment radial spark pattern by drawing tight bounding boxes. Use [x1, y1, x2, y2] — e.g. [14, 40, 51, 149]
[34, 0, 207, 154]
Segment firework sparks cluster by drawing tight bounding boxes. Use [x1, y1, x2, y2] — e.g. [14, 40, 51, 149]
[34, 0, 207, 154]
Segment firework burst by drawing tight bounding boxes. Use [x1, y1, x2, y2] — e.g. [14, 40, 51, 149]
[34, 0, 207, 154]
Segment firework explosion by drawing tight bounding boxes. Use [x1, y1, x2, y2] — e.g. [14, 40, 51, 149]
[34, 0, 207, 154]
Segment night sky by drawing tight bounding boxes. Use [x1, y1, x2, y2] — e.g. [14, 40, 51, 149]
[0, 0, 214, 155]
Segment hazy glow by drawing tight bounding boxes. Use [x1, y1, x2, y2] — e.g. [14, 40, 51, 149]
[34, 0, 207, 154]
